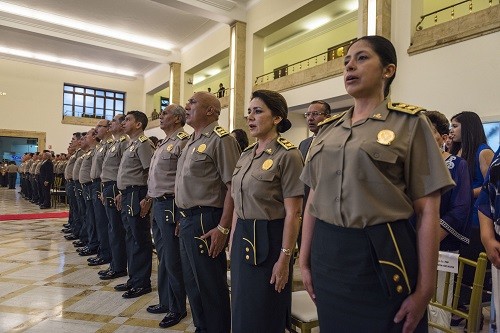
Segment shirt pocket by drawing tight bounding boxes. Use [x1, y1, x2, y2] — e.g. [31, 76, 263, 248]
[189, 153, 208, 177]
[358, 141, 399, 183]
[160, 151, 178, 170]
[251, 170, 276, 182]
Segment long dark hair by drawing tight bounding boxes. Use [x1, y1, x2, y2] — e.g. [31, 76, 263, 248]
[450, 111, 488, 176]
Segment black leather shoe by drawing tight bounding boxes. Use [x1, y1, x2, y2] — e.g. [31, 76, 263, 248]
[98, 267, 111, 276]
[88, 258, 110, 266]
[61, 228, 72, 234]
[87, 256, 99, 263]
[114, 283, 131, 292]
[72, 240, 85, 247]
[76, 246, 88, 253]
[159, 311, 187, 328]
[65, 234, 78, 241]
[122, 286, 152, 298]
[147, 304, 169, 314]
[63, 223, 70, 228]
[100, 270, 127, 280]
[78, 248, 98, 256]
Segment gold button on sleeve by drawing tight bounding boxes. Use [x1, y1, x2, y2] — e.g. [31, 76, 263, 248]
[396, 285, 403, 294]
[393, 274, 400, 282]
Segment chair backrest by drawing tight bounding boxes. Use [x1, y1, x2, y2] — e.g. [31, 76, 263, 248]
[428, 252, 488, 333]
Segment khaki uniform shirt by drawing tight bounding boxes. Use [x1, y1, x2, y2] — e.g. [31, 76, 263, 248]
[147, 129, 189, 198]
[91, 139, 112, 180]
[72, 153, 85, 182]
[58, 160, 68, 174]
[78, 150, 94, 184]
[175, 122, 240, 209]
[7, 164, 18, 173]
[65, 150, 81, 180]
[101, 135, 129, 183]
[300, 100, 455, 228]
[117, 135, 154, 190]
[24, 160, 33, 174]
[34, 160, 44, 175]
[232, 137, 304, 220]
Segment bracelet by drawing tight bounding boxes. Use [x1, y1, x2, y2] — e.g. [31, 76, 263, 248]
[217, 224, 230, 235]
[281, 248, 292, 256]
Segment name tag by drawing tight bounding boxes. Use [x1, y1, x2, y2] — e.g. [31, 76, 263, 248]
[437, 251, 459, 273]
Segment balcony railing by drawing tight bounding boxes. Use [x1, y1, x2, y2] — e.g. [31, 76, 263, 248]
[416, 0, 499, 31]
[254, 39, 356, 85]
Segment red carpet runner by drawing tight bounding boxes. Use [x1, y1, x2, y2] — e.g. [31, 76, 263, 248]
[0, 212, 69, 221]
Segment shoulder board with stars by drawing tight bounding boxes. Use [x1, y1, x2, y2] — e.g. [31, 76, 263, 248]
[244, 142, 257, 152]
[214, 126, 229, 137]
[138, 135, 148, 143]
[177, 131, 189, 140]
[106, 138, 114, 144]
[388, 101, 425, 115]
[318, 111, 346, 127]
[277, 137, 296, 150]
[119, 135, 127, 142]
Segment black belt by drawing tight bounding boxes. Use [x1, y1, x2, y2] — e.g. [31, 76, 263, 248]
[121, 185, 147, 194]
[102, 180, 116, 187]
[81, 181, 92, 186]
[92, 178, 101, 183]
[154, 193, 174, 202]
[179, 206, 220, 217]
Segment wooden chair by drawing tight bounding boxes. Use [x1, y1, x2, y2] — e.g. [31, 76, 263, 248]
[290, 290, 319, 333]
[428, 252, 488, 333]
[50, 176, 67, 208]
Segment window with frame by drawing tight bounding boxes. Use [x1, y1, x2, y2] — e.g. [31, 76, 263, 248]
[63, 84, 125, 120]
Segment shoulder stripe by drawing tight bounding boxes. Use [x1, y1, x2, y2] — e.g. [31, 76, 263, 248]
[318, 111, 346, 127]
[388, 101, 425, 115]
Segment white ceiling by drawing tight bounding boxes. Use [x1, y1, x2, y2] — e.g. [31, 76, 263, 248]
[0, 0, 357, 80]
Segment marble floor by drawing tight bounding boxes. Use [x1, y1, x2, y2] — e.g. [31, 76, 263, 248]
[0, 186, 494, 332]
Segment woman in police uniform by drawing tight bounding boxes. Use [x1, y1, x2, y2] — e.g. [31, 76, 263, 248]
[299, 36, 455, 332]
[230, 90, 303, 332]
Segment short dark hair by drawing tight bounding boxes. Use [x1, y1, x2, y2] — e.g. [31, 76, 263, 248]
[424, 111, 449, 136]
[127, 110, 148, 130]
[231, 129, 249, 151]
[251, 90, 291, 133]
[310, 100, 331, 114]
[73, 132, 82, 139]
[353, 35, 397, 98]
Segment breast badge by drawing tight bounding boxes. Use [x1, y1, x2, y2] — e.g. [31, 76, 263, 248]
[166, 144, 173, 152]
[111, 146, 116, 152]
[197, 144, 207, 153]
[262, 159, 273, 170]
[377, 130, 395, 146]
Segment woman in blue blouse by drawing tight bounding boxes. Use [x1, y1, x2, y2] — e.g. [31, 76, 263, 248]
[425, 111, 472, 331]
[477, 148, 500, 329]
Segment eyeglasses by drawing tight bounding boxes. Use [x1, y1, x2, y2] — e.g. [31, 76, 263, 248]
[304, 112, 327, 118]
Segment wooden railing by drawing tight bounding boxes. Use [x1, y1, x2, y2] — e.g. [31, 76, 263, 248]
[254, 39, 356, 85]
[416, 0, 498, 31]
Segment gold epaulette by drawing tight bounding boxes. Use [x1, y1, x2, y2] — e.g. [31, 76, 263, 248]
[277, 137, 296, 150]
[119, 135, 127, 142]
[318, 111, 346, 127]
[214, 126, 229, 137]
[388, 101, 425, 115]
[106, 138, 114, 144]
[139, 135, 148, 143]
[244, 142, 257, 152]
[177, 131, 189, 140]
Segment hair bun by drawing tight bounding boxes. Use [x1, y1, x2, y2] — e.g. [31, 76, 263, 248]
[277, 118, 292, 133]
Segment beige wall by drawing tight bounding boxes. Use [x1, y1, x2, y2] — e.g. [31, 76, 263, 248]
[0, 58, 144, 153]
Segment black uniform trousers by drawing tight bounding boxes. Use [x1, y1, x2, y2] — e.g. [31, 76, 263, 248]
[152, 197, 186, 314]
[91, 180, 111, 261]
[102, 181, 127, 273]
[74, 181, 88, 244]
[31, 175, 39, 202]
[65, 180, 76, 229]
[120, 186, 152, 288]
[40, 181, 51, 207]
[8, 173, 17, 189]
[82, 183, 99, 251]
[178, 207, 230, 333]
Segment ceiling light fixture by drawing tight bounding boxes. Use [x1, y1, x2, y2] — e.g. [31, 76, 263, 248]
[0, 1, 174, 51]
[305, 17, 330, 31]
[0, 45, 136, 77]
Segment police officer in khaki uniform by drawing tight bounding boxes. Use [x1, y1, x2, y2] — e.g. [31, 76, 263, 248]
[78, 129, 100, 257]
[63, 134, 83, 243]
[114, 110, 154, 298]
[140, 104, 188, 328]
[73, 133, 91, 250]
[87, 120, 113, 267]
[299, 36, 455, 332]
[175, 92, 240, 333]
[99, 114, 128, 280]
[230, 90, 303, 333]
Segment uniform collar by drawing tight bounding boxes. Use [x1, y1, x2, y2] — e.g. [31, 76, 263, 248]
[200, 121, 219, 138]
[252, 137, 280, 157]
[336, 99, 389, 127]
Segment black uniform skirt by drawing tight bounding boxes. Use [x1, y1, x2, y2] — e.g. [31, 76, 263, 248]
[231, 218, 292, 333]
[311, 219, 428, 333]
